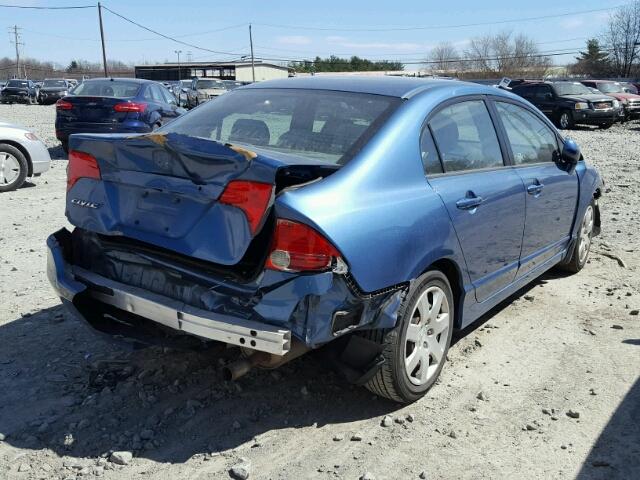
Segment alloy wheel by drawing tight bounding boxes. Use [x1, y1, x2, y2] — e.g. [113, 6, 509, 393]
[560, 113, 570, 129]
[578, 205, 594, 264]
[404, 286, 450, 386]
[0, 152, 21, 186]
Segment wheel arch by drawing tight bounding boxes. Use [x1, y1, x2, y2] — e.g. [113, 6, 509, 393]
[422, 257, 465, 329]
[0, 140, 33, 176]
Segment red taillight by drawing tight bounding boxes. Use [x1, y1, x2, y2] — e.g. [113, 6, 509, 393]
[266, 219, 342, 272]
[56, 99, 73, 110]
[67, 150, 101, 191]
[113, 101, 147, 113]
[219, 180, 273, 234]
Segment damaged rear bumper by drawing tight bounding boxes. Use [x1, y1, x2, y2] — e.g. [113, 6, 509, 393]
[46, 228, 405, 352]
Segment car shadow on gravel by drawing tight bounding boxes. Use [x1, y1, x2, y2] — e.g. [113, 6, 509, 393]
[0, 305, 397, 465]
[576, 378, 640, 480]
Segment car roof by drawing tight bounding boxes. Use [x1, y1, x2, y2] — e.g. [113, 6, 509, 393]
[243, 76, 496, 98]
[84, 77, 151, 84]
[585, 79, 618, 84]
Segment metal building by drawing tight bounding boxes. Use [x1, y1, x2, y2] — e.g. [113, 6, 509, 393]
[134, 61, 292, 82]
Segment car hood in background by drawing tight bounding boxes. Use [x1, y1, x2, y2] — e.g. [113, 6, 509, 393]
[602, 92, 640, 101]
[559, 94, 616, 103]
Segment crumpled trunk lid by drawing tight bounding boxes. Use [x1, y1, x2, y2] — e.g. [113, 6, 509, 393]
[66, 132, 282, 266]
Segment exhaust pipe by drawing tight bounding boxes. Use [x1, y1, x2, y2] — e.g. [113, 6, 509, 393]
[223, 339, 309, 381]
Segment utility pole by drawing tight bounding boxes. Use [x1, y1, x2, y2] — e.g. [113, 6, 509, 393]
[249, 24, 255, 82]
[186, 51, 193, 62]
[97, 2, 108, 77]
[175, 50, 182, 80]
[9, 25, 23, 78]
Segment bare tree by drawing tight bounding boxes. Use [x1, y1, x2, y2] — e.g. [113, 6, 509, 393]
[428, 42, 460, 72]
[602, 1, 640, 77]
[464, 35, 493, 73]
[462, 31, 550, 78]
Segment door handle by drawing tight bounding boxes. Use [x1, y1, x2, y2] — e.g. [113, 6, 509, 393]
[527, 182, 544, 195]
[456, 195, 484, 210]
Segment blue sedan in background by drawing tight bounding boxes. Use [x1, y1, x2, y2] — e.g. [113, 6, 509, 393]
[47, 77, 602, 403]
[55, 78, 186, 153]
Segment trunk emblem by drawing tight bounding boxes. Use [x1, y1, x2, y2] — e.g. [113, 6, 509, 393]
[71, 198, 101, 209]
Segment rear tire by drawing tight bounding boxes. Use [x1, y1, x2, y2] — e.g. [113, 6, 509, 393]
[363, 270, 454, 403]
[0, 144, 28, 192]
[561, 201, 595, 273]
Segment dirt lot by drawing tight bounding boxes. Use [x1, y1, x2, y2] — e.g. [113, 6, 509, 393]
[0, 104, 638, 480]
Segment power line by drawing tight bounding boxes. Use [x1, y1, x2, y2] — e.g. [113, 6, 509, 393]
[0, 3, 94, 9]
[255, 4, 628, 32]
[101, 5, 246, 56]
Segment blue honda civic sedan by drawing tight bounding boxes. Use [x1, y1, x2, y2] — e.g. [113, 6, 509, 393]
[47, 77, 602, 403]
[55, 78, 186, 153]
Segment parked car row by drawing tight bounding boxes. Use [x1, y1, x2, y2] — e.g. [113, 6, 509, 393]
[507, 79, 640, 129]
[1, 78, 79, 105]
[55, 78, 187, 153]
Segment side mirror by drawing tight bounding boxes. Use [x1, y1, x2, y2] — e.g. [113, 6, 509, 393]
[561, 138, 580, 166]
[545, 92, 553, 100]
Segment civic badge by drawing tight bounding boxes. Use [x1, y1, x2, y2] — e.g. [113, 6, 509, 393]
[71, 198, 101, 209]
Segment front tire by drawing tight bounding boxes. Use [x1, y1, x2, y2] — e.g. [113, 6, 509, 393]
[0, 144, 28, 192]
[363, 270, 454, 403]
[562, 201, 595, 273]
[557, 110, 575, 130]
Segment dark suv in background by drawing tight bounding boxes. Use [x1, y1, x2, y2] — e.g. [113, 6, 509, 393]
[511, 81, 620, 129]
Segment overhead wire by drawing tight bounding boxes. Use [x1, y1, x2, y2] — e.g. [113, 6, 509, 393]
[253, 4, 627, 32]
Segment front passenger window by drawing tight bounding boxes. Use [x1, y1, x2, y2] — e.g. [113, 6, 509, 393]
[495, 102, 558, 165]
[429, 100, 504, 172]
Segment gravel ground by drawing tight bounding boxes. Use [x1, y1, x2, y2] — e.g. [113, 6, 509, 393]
[0, 104, 639, 480]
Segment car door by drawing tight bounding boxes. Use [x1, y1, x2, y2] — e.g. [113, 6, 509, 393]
[424, 98, 526, 303]
[492, 99, 578, 276]
[530, 85, 553, 118]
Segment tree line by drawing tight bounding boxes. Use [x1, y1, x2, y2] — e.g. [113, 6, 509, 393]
[0, 57, 133, 80]
[290, 56, 404, 73]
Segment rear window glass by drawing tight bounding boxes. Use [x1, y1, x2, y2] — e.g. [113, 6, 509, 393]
[197, 79, 226, 90]
[43, 80, 67, 88]
[7, 80, 28, 88]
[71, 80, 141, 98]
[161, 88, 400, 165]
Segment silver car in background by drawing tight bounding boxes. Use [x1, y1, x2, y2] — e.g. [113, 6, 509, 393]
[0, 120, 51, 192]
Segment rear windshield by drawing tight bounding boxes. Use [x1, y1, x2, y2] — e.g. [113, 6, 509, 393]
[552, 83, 592, 96]
[7, 80, 28, 88]
[197, 79, 226, 89]
[597, 83, 624, 94]
[161, 88, 400, 164]
[43, 80, 67, 88]
[71, 80, 141, 98]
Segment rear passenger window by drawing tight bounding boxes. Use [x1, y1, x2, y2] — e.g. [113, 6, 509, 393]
[495, 102, 558, 165]
[429, 100, 503, 172]
[419, 129, 443, 175]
